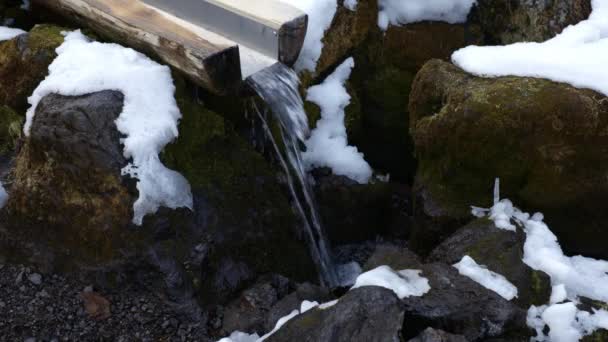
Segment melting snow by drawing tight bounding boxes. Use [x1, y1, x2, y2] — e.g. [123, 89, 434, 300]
[282, 0, 337, 71]
[476, 180, 608, 341]
[453, 255, 518, 300]
[453, 0, 608, 97]
[352, 265, 431, 299]
[303, 57, 372, 184]
[0, 26, 25, 41]
[344, 0, 358, 11]
[378, 0, 476, 30]
[25, 31, 192, 225]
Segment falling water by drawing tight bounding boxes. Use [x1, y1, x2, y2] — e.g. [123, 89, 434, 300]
[247, 63, 339, 287]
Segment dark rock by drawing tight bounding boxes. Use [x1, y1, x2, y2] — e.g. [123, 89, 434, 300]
[311, 168, 412, 244]
[220, 275, 291, 335]
[473, 0, 592, 44]
[0, 105, 22, 156]
[7, 91, 135, 266]
[428, 218, 551, 308]
[363, 243, 423, 271]
[408, 328, 467, 342]
[400, 263, 527, 341]
[266, 286, 404, 342]
[409, 59, 608, 258]
[264, 282, 332, 332]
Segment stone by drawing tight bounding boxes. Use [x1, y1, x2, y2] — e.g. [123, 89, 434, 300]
[28, 273, 42, 285]
[408, 328, 467, 342]
[266, 287, 404, 342]
[410, 59, 608, 258]
[428, 218, 551, 308]
[80, 291, 111, 321]
[400, 263, 527, 340]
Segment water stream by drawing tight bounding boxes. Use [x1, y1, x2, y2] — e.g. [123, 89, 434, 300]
[247, 63, 339, 287]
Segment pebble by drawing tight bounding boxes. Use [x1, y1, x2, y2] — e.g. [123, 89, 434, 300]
[28, 273, 42, 285]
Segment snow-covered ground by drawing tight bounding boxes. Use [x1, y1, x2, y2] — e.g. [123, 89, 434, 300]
[453, 0, 608, 97]
[25, 31, 192, 225]
[453, 255, 518, 300]
[0, 26, 25, 41]
[303, 57, 372, 184]
[378, 0, 476, 30]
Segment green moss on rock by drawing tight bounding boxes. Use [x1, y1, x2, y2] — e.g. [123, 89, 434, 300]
[0, 24, 65, 111]
[410, 59, 608, 258]
[0, 105, 22, 155]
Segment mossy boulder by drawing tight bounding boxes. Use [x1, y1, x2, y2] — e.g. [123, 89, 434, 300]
[0, 24, 65, 111]
[6, 91, 136, 266]
[410, 59, 608, 258]
[473, 0, 592, 44]
[428, 218, 551, 308]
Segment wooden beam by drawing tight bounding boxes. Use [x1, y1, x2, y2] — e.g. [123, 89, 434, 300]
[32, 0, 243, 94]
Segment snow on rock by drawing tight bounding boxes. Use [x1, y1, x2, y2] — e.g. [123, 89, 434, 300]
[344, 0, 357, 11]
[475, 180, 608, 341]
[282, 0, 337, 71]
[217, 331, 260, 342]
[378, 0, 476, 30]
[0, 181, 8, 209]
[550, 284, 568, 304]
[453, 255, 518, 301]
[218, 300, 321, 342]
[25, 31, 192, 225]
[452, 0, 608, 97]
[352, 265, 430, 299]
[303, 57, 373, 184]
[0, 26, 25, 41]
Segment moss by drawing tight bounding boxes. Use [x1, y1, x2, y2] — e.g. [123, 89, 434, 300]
[0, 105, 22, 155]
[0, 24, 66, 111]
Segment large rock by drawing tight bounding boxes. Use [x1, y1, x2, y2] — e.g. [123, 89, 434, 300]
[473, 0, 592, 44]
[0, 24, 64, 111]
[400, 263, 527, 340]
[408, 328, 467, 342]
[8, 91, 134, 263]
[266, 286, 404, 342]
[428, 219, 551, 308]
[410, 59, 608, 258]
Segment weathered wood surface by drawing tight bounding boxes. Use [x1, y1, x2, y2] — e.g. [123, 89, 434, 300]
[32, 0, 243, 94]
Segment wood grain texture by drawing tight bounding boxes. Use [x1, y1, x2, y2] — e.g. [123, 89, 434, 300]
[33, 0, 243, 94]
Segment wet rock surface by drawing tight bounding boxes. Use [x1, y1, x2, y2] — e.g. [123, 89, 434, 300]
[266, 286, 404, 342]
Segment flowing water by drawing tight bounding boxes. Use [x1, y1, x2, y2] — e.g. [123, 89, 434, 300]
[247, 63, 339, 287]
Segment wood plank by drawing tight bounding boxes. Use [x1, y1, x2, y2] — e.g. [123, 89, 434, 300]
[32, 0, 243, 94]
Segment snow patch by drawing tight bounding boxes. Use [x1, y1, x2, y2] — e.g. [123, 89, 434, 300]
[217, 332, 260, 342]
[352, 265, 430, 299]
[344, 0, 357, 11]
[0, 181, 8, 209]
[550, 284, 568, 304]
[452, 0, 608, 97]
[0, 26, 25, 41]
[453, 255, 518, 300]
[282, 0, 337, 71]
[303, 57, 372, 184]
[25, 31, 192, 225]
[378, 0, 476, 30]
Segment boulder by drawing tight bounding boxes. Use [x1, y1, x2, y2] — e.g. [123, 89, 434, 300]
[7, 91, 135, 264]
[400, 263, 528, 340]
[311, 168, 411, 245]
[410, 59, 608, 258]
[363, 243, 423, 271]
[408, 328, 467, 342]
[428, 218, 551, 308]
[0, 24, 65, 111]
[266, 286, 404, 342]
[473, 0, 592, 44]
[264, 282, 332, 332]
